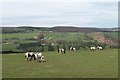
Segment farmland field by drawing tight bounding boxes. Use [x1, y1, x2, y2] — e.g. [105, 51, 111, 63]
[2, 32, 86, 51]
[2, 49, 118, 78]
[2, 32, 85, 44]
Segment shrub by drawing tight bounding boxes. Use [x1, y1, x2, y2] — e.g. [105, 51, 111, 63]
[48, 44, 55, 51]
[19, 42, 41, 51]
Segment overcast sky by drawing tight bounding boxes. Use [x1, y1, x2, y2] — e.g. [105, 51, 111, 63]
[1, 0, 119, 28]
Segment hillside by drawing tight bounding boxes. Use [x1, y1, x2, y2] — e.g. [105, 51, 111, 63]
[90, 32, 118, 46]
[2, 26, 119, 33]
[51, 26, 118, 32]
[2, 27, 119, 53]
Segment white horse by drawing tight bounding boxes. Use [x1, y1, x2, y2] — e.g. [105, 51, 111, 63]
[97, 46, 103, 50]
[25, 52, 36, 61]
[58, 48, 65, 54]
[90, 47, 96, 51]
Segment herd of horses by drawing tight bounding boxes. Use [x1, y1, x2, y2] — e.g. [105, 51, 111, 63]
[90, 46, 103, 51]
[25, 46, 103, 62]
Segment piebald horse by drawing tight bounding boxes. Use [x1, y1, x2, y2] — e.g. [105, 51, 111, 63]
[90, 47, 96, 51]
[25, 52, 36, 61]
[97, 46, 103, 50]
[58, 48, 65, 54]
[70, 47, 76, 51]
[35, 53, 46, 62]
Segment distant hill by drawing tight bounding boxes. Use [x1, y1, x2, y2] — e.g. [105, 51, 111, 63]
[2, 26, 119, 33]
[51, 26, 119, 32]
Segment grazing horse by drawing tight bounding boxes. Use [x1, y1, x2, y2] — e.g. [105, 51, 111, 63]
[35, 53, 43, 62]
[90, 47, 96, 51]
[70, 47, 76, 51]
[97, 46, 103, 50]
[73, 48, 76, 51]
[58, 48, 65, 54]
[25, 52, 36, 61]
[40, 55, 46, 62]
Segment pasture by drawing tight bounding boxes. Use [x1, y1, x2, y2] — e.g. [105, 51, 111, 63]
[2, 32, 85, 52]
[2, 32, 85, 42]
[2, 49, 118, 78]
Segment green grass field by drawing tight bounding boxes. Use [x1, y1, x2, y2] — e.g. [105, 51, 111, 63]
[44, 32, 85, 41]
[2, 49, 118, 78]
[2, 33, 37, 39]
[2, 44, 18, 51]
[2, 32, 85, 42]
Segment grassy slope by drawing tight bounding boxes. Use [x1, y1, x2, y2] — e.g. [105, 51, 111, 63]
[2, 33, 38, 43]
[2, 49, 118, 78]
[2, 33, 37, 39]
[103, 32, 118, 40]
[44, 32, 85, 41]
[2, 32, 85, 41]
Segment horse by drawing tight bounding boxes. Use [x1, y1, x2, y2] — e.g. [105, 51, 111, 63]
[73, 48, 76, 51]
[70, 47, 76, 51]
[34, 53, 43, 62]
[70, 47, 73, 51]
[90, 47, 96, 51]
[25, 52, 36, 61]
[97, 46, 103, 50]
[58, 48, 65, 54]
[40, 55, 46, 62]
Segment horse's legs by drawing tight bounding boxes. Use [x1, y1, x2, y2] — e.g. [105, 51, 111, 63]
[27, 58, 28, 61]
[38, 57, 41, 62]
[30, 57, 32, 61]
[39, 58, 42, 62]
[37, 57, 39, 62]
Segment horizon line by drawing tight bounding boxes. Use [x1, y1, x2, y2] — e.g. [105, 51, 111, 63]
[1, 25, 118, 28]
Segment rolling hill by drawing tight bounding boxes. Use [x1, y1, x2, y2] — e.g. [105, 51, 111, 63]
[2, 26, 119, 33]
